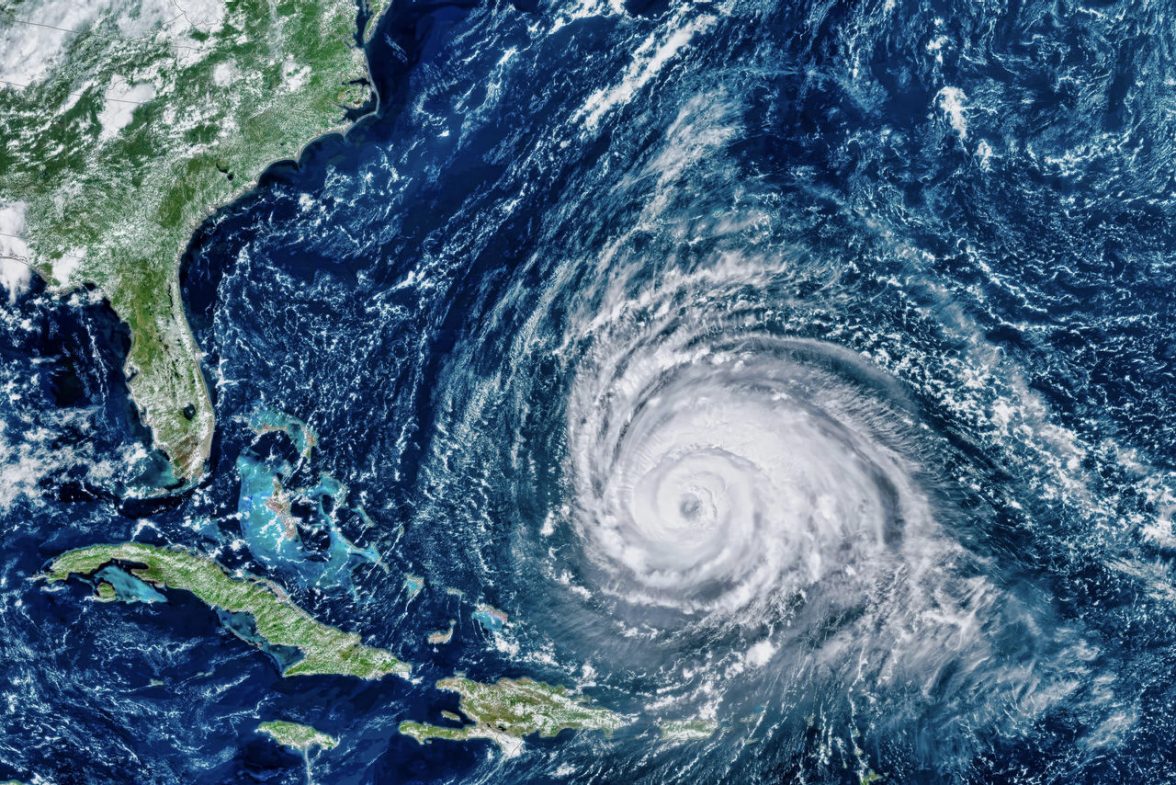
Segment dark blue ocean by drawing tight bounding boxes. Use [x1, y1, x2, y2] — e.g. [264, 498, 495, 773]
[2, 0, 1175, 782]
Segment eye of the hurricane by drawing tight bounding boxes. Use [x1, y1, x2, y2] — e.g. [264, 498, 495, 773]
[567, 335, 933, 623]
[639, 457, 738, 534]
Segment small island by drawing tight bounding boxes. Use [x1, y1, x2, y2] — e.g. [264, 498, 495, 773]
[257, 720, 338, 752]
[399, 677, 629, 756]
[426, 620, 455, 645]
[657, 717, 718, 742]
[46, 542, 410, 680]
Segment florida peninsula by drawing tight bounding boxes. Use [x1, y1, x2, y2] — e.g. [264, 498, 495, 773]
[0, 0, 385, 483]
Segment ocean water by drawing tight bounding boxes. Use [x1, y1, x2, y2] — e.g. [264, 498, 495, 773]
[2, 0, 1175, 782]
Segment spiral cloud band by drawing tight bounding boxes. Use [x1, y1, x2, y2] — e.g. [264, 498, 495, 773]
[568, 330, 933, 626]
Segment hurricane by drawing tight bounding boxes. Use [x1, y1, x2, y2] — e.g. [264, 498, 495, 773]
[568, 321, 925, 606]
[404, 84, 1105, 780]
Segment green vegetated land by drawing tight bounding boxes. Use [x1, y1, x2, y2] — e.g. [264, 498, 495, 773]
[48, 541, 632, 755]
[400, 676, 631, 755]
[47, 542, 409, 680]
[657, 717, 718, 742]
[0, 0, 385, 483]
[257, 720, 338, 751]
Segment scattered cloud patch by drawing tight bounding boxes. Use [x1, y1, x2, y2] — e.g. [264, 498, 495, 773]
[0, 202, 32, 302]
[936, 86, 968, 140]
[97, 79, 157, 142]
[577, 13, 716, 131]
[745, 638, 777, 668]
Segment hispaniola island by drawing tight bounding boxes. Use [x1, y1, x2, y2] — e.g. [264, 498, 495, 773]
[0, 0, 1174, 782]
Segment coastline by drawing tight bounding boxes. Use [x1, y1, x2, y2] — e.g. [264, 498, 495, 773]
[16, 0, 391, 491]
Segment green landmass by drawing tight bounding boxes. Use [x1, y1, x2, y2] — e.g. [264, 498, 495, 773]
[399, 677, 630, 756]
[257, 720, 338, 751]
[46, 542, 410, 680]
[0, 0, 384, 484]
[657, 717, 718, 742]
